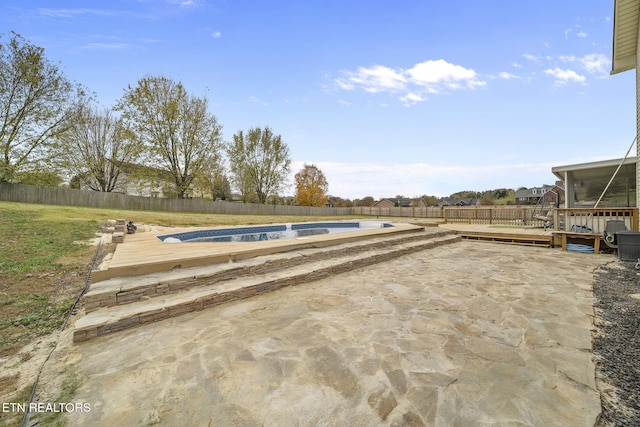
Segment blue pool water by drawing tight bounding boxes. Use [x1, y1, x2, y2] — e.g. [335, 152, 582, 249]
[157, 222, 393, 243]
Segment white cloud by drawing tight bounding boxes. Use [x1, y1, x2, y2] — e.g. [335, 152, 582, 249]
[335, 59, 485, 105]
[578, 53, 610, 74]
[83, 42, 133, 50]
[559, 53, 610, 74]
[166, 0, 200, 7]
[211, 31, 222, 39]
[408, 59, 485, 91]
[37, 8, 114, 18]
[400, 92, 425, 106]
[488, 72, 519, 80]
[339, 65, 407, 93]
[543, 68, 586, 86]
[577, 31, 588, 38]
[248, 96, 268, 106]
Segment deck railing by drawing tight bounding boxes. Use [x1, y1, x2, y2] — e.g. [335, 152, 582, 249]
[555, 208, 638, 234]
[442, 206, 547, 226]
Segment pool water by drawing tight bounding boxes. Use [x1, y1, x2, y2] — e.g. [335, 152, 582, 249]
[158, 222, 392, 243]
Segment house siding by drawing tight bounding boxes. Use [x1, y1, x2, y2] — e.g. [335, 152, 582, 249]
[637, 34, 640, 208]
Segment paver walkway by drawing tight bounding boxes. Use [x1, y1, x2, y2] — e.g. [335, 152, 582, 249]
[40, 240, 607, 426]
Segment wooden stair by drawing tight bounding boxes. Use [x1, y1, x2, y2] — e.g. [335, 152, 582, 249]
[454, 230, 553, 247]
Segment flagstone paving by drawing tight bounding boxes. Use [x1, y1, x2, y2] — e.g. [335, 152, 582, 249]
[40, 240, 607, 426]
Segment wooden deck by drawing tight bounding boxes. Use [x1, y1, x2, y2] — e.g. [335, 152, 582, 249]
[440, 224, 555, 247]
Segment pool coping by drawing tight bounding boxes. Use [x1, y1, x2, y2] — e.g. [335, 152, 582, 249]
[91, 221, 425, 282]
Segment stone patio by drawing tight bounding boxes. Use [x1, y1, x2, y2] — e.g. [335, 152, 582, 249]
[35, 240, 608, 426]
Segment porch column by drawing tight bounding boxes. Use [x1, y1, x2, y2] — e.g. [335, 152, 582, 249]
[563, 170, 574, 208]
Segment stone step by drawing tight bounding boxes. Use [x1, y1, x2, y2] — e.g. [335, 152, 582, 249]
[82, 229, 455, 313]
[73, 233, 460, 342]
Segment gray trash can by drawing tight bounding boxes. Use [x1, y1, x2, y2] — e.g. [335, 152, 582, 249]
[616, 230, 640, 261]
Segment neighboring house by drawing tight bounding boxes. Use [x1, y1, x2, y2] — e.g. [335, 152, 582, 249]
[116, 163, 174, 198]
[75, 161, 171, 197]
[373, 198, 428, 208]
[438, 197, 480, 207]
[515, 184, 565, 206]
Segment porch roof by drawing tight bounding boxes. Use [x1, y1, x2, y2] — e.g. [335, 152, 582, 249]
[552, 157, 636, 181]
[612, 0, 640, 74]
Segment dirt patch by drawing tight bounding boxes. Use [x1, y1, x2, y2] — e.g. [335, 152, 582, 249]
[0, 373, 19, 395]
[0, 238, 116, 405]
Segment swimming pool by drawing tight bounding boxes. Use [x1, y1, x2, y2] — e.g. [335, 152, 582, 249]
[157, 221, 393, 243]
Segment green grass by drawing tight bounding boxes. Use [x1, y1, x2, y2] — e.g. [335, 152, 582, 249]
[0, 295, 75, 344]
[0, 207, 98, 274]
[0, 201, 362, 228]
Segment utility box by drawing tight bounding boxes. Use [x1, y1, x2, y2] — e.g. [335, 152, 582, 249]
[616, 231, 640, 261]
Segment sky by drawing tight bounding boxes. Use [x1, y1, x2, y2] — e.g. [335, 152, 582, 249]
[0, 0, 635, 199]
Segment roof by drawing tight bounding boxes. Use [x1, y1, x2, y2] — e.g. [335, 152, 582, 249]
[552, 157, 636, 181]
[612, 0, 640, 75]
[515, 184, 564, 199]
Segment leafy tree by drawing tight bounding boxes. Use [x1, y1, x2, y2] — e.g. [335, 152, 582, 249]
[330, 197, 353, 207]
[294, 164, 329, 207]
[479, 196, 495, 205]
[450, 190, 479, 199]
[0, 32, 85, 182]
[54, 104, 139, 192]
[421, 195, 439, 206]
[193, 154, 231, 200]
[356, 196, 375, 207]
[227, 126, 291, 203]
[116, 75, 223, 198]
[13, 171, 62, 186]
[493, 188, 509, 199]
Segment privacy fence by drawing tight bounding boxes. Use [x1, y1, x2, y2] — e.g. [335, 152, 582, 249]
[1, 183, 586, 226]
[0, 183, 352, 216]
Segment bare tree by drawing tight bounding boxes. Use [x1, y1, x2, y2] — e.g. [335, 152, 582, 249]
[55, 104, 140, 192]
[0, 32, 85, 182]
[116, 75, 223, 198]
[227, 126, 291, 203]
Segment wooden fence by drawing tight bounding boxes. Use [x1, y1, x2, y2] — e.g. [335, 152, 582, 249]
[353, 205, 548, 226]
[351, 206, 443, 218]
[0, 183, 352, 216]
[5, 184, 637, 229]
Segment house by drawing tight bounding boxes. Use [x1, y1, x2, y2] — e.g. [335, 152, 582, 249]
[612, 0, 640, 208]
[115, 163, 174, 198]
[74, 161, 173, 197]
[374, 198, 413, 208]
[515, 183, 565, 206]
[552, 158, 636, 207]
[438, 197, 480, 207]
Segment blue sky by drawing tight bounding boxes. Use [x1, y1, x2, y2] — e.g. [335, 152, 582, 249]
[1, 0, 634, 199]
